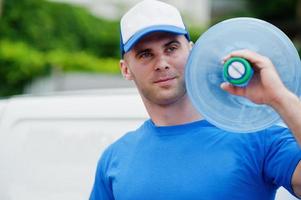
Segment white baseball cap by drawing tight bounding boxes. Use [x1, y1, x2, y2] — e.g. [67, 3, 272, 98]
[120, 0, 190, 56]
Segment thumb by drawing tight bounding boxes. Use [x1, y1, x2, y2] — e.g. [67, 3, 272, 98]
[220, 82, 245, 96]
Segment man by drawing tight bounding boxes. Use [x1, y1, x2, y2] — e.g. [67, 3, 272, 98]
[90, 0, 301, 199]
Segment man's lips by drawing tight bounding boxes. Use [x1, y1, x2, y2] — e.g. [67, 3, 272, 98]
[153, 77, 176, 84]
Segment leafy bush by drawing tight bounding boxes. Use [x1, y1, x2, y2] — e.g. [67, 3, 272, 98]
[0, 0, 120, 57]
[0, 40, 46, 96]
[0, 0, 123, 96]
[246, 0, 298, 21]
[0, 40, 120, 97]
[188, 26, 206, 43]
[47, 50, 120, 73]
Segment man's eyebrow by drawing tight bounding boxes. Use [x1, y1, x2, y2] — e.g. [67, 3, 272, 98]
[164, 40, 180, 47]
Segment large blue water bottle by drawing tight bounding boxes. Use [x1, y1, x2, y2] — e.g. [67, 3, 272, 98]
[185, 17, 301, 133]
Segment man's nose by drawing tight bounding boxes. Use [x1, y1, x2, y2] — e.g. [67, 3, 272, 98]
[154, 55, 170, 71]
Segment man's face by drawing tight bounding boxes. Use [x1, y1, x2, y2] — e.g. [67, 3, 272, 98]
[120, 32, 192, 106]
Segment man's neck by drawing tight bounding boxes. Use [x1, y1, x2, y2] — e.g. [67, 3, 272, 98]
[142, 95, 202, 126]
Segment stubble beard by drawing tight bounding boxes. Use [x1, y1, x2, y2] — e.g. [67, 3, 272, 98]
[137, 78, 187, 107]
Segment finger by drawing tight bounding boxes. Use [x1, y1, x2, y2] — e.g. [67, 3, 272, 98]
[222, 49, 271, 70]
[220, 82, 246, 97]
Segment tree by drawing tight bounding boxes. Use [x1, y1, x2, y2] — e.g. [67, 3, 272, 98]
[245, 0, 300, 40]
[0, 0, 121, 97]
[0, 0, 120, 57]
[0, 0, 3, 17]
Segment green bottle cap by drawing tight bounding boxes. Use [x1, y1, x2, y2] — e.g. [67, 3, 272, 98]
[223, 57, 253, 87]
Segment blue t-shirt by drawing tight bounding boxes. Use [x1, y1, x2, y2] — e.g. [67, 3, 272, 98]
[90, 120, 301, 200]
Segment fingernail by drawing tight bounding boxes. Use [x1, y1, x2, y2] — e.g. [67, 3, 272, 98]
[220, 82, 227, 89]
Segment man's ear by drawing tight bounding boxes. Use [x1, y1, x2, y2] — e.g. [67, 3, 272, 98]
[189, 41, 194, 50]
[120, 59, 133, 80]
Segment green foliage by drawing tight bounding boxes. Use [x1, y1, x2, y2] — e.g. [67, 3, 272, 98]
[0, 40, 120, 97]
[0, 40, 47, 96]
[0, 0, 120, 57]
[245, 0, 300, 49]
[0, 0, 123, 97]
[245, 0, 298, 21]
[47, 50, 120, 73]
[211, 0, 298, 24]
[188, 26, 206, 43]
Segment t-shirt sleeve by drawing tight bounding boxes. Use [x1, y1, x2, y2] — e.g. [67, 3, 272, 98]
[263, 126, 301, 196]
[89, 147, 114, 200]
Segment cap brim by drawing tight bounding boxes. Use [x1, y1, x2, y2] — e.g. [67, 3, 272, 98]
[123, 25, 188, 53]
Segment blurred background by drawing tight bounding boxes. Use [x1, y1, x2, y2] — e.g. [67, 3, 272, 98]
[0, 0, 300, 97]
[0, 1, 300, 200]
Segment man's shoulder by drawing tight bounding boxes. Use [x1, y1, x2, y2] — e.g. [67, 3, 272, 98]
[103, 120, 149, 155]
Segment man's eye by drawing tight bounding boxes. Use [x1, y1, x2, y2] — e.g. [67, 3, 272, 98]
[167, 46, 177, 53]
[139, 52, 152, 59]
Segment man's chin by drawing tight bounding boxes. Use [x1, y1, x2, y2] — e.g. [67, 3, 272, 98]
[153, 91, 187, 106]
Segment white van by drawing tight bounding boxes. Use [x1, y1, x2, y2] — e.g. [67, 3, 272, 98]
[0, 88, 297, 200]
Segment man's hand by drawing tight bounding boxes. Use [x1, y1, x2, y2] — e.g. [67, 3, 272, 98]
[220, 49, 289, 107]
